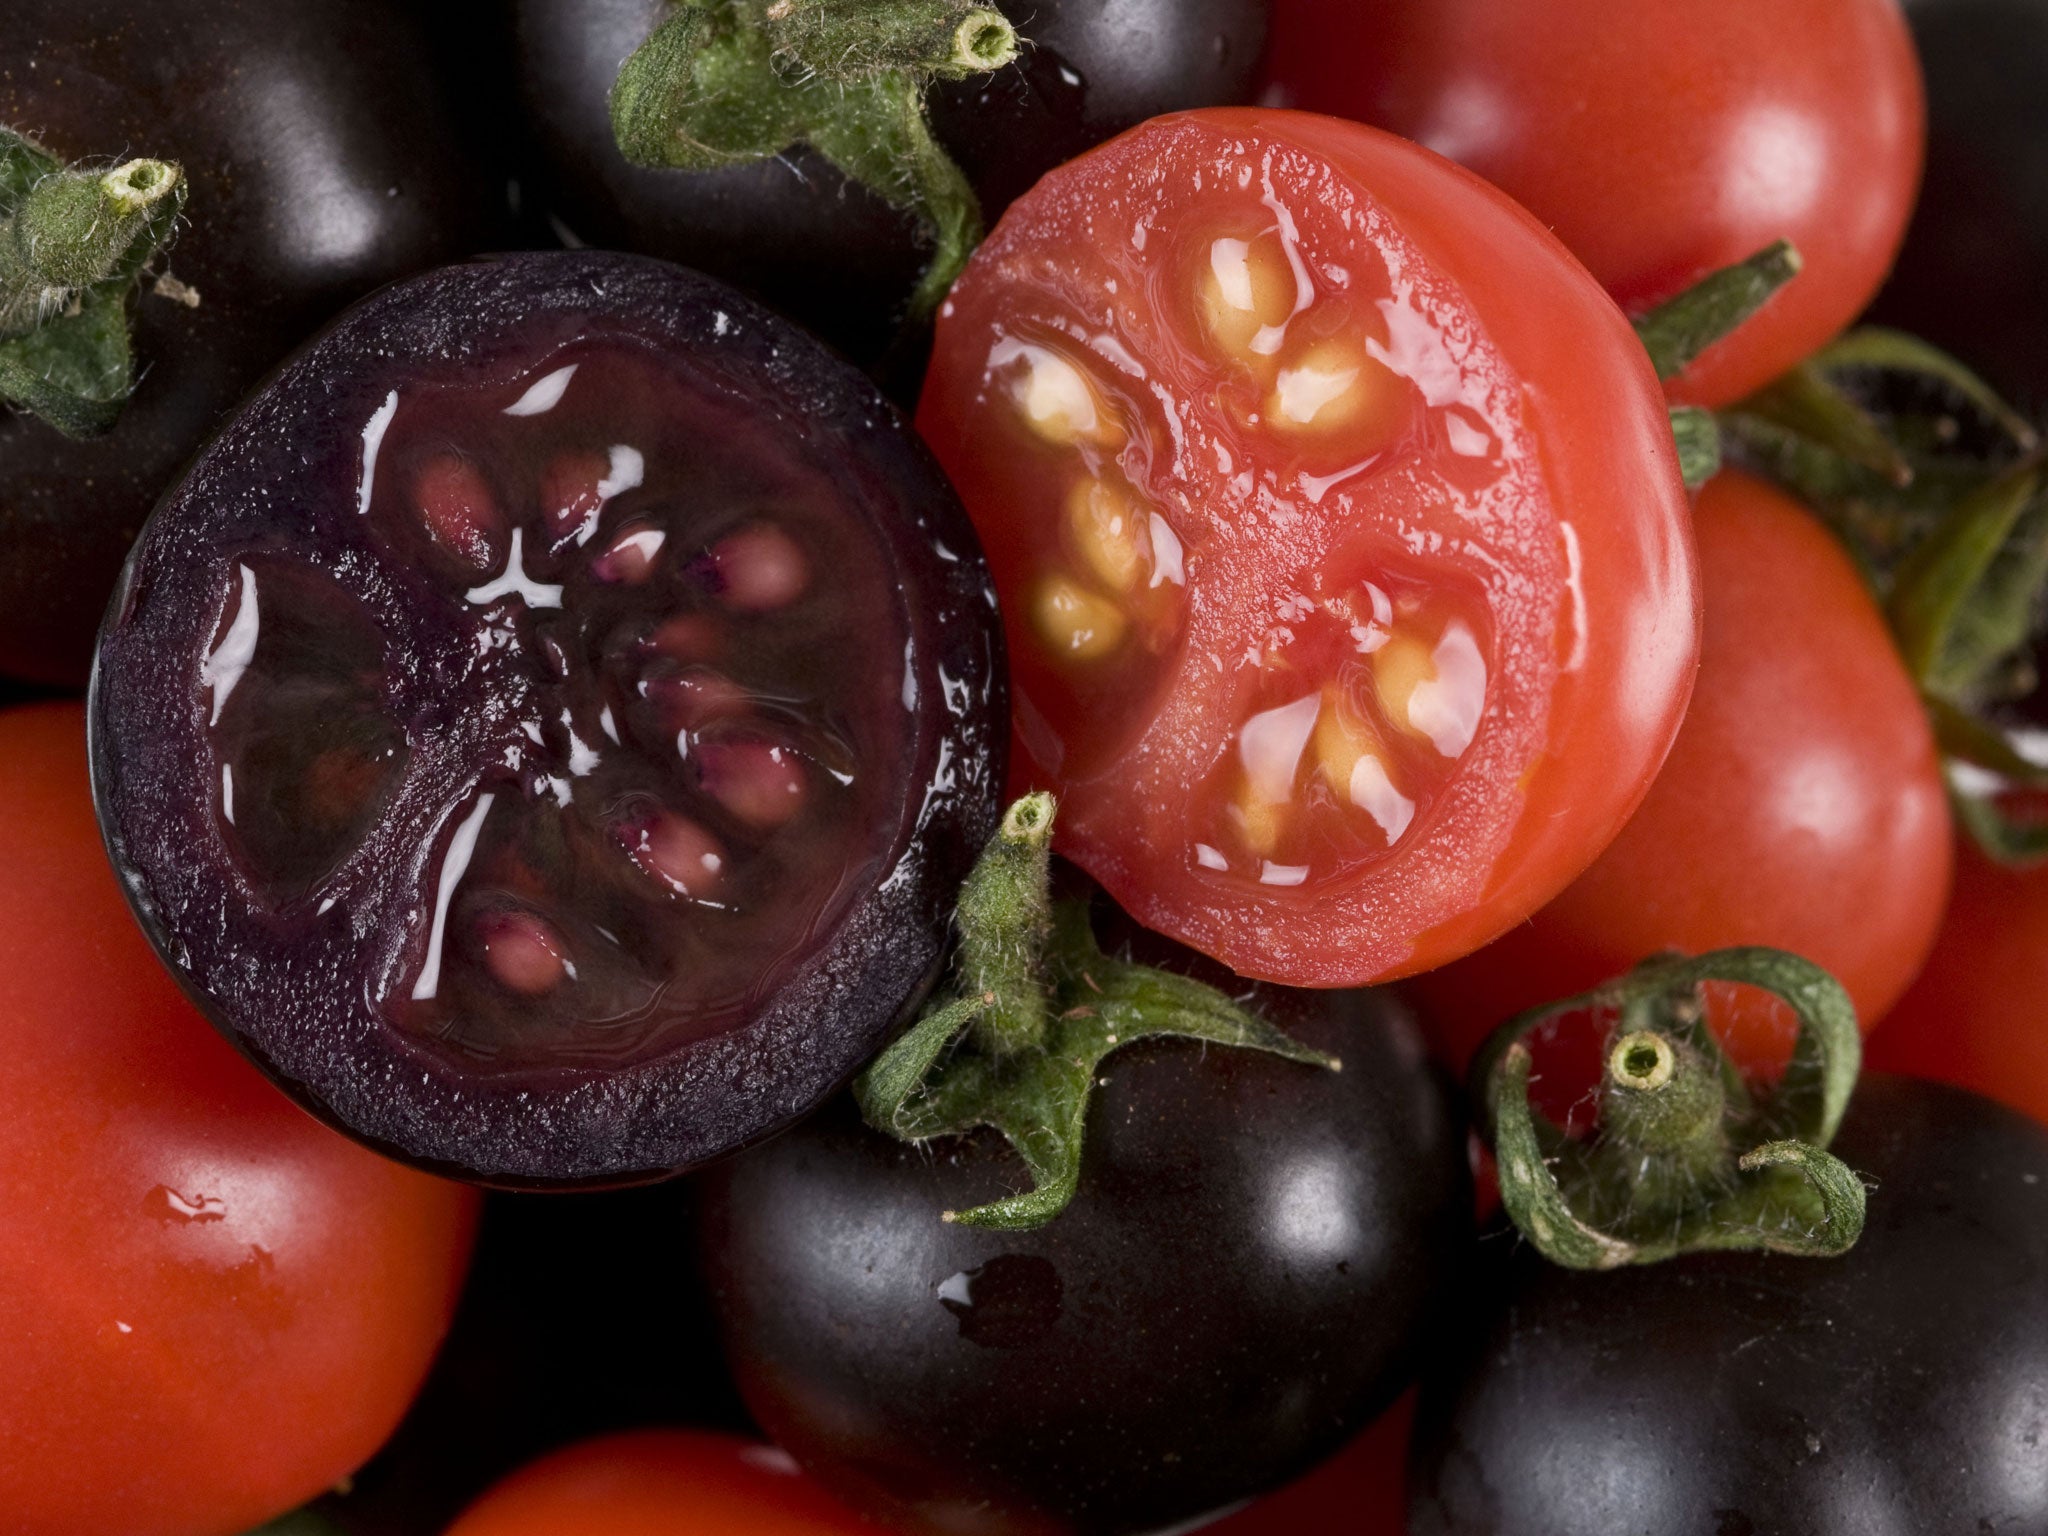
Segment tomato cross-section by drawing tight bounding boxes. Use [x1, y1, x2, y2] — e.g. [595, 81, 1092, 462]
[918, 109, 1699, 985]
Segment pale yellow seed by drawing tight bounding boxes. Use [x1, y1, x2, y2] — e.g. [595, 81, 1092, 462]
[1065, 477, 1147, 594]
[1229, 789, 1287, 859]
[1373, 633, 1437, 739]
[1032, 574, 1127, 660]
[1267, 337, 1391, 435]
[1198, 233, 1296, 363]
[1010, 344, 1121, 447]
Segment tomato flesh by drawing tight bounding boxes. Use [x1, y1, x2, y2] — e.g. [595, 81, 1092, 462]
[920, 109, 1698, 985]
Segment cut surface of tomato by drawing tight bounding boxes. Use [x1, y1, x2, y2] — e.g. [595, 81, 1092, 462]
[918, 108, 1699, 985]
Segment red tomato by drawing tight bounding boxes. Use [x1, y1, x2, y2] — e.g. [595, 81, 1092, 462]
[1205, 1395, 1412, 1536]
[0, 702, 478, 1536]
[444, 1431, 880, 1535]
[1869, 839, 2048, 1125]
[1414, 471, 1952, 1075]
[1262, 0, 1926, 407]
[917, 108, 1698, 987]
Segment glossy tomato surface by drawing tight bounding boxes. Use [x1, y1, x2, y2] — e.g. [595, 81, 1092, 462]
[699, 985, 1470, 1535]
[1869, 837, 2048, 1125]
[1263, 0, 1926, 407]
[1415, 470, 1952, 1075]
[918, 108, 1698, 987]
[0, 703, 477, 1536]
[0, 0, 506, 687]
[444, 1432, 878, 1536]
[1410, 1077, 2048, 1534]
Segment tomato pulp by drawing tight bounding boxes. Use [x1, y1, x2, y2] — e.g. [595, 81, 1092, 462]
[1262, 0, 1926, 408]
[918, 108, 1698, 986]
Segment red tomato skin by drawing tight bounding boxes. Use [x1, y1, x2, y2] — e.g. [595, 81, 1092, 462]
[0, 703, 477, 1536]
[1263, 0, 1926, 407]
[1414, 471, 1952, 1073]
[1869, 841, 2048, 1126]
[445, 1430, 881, 1536]
[918, 107, 1698, 987]
[1203, 1395, 1412, 1536]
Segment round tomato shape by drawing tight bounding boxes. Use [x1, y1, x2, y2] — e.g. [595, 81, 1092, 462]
[917, 107, 1698, 987]
[1409, 1077, 2048, 1534]
[443, 1431, 876, 1536]
[0, 702, 478, 1536]
[1869, 836, 2048, 1125]
[698, 983, 1470, 1535]
[1413, 470, 1952, 1076]
[1262, 0, 1926, 408]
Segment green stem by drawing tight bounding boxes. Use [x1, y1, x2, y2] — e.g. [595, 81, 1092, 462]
[1633, 240, 1802, 383]
[1476, 948, 1866, 1268]
[0, 127, 187, 438]
[954, 792, 1055, 1057]
[610, 0, 1017, 322]
[854, 795, 1335, 1229]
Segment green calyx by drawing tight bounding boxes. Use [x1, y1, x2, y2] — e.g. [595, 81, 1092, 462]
[1716, 326, 2048, 864]
[855, 794, 1338, 1230]
[610, 0, 1019, 320]
[1474, 948, 1867, 1270]
[0, 126, 188, 437]
[1632, 241, 1803, 490]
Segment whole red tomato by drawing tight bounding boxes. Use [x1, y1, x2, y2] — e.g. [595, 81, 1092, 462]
[1414, 471, 1952, 1075]
[1262, 0, 1926, 407]
[1869, 838, 2048, 1125]
[444, 1430, 879, 1535]
[918, 107, 1698, 987]
[0, 702, 478, 1536]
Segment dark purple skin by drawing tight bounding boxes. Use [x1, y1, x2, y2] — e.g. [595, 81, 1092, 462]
[509, 0, 1270, 368]
[88, 249, 1004, 1187]
[0, 0, 509, 688]
[697, 980, 1472, 1536]
[1409, 1077, 2048, 1536]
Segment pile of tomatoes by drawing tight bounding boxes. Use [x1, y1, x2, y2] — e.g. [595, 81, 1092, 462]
[8, 0, 2048, 1533]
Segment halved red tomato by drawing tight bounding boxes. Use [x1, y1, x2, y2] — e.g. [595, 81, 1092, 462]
[917, 108, 1699, 985]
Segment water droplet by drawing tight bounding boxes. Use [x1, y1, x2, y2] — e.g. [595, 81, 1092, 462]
[936, 1254, 1063, 1348]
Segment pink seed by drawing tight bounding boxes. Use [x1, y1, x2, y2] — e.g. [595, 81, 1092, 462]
[617, 810, 727, 900]
[700, 737, 808, 829]
[478, 910, 571, 995]
[413, 455, 502, 568]
[541, 450, 611, 544]
[593, 522, 667, 584]
[711, 523, 808, 611]
[643, 666, 750, 731]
